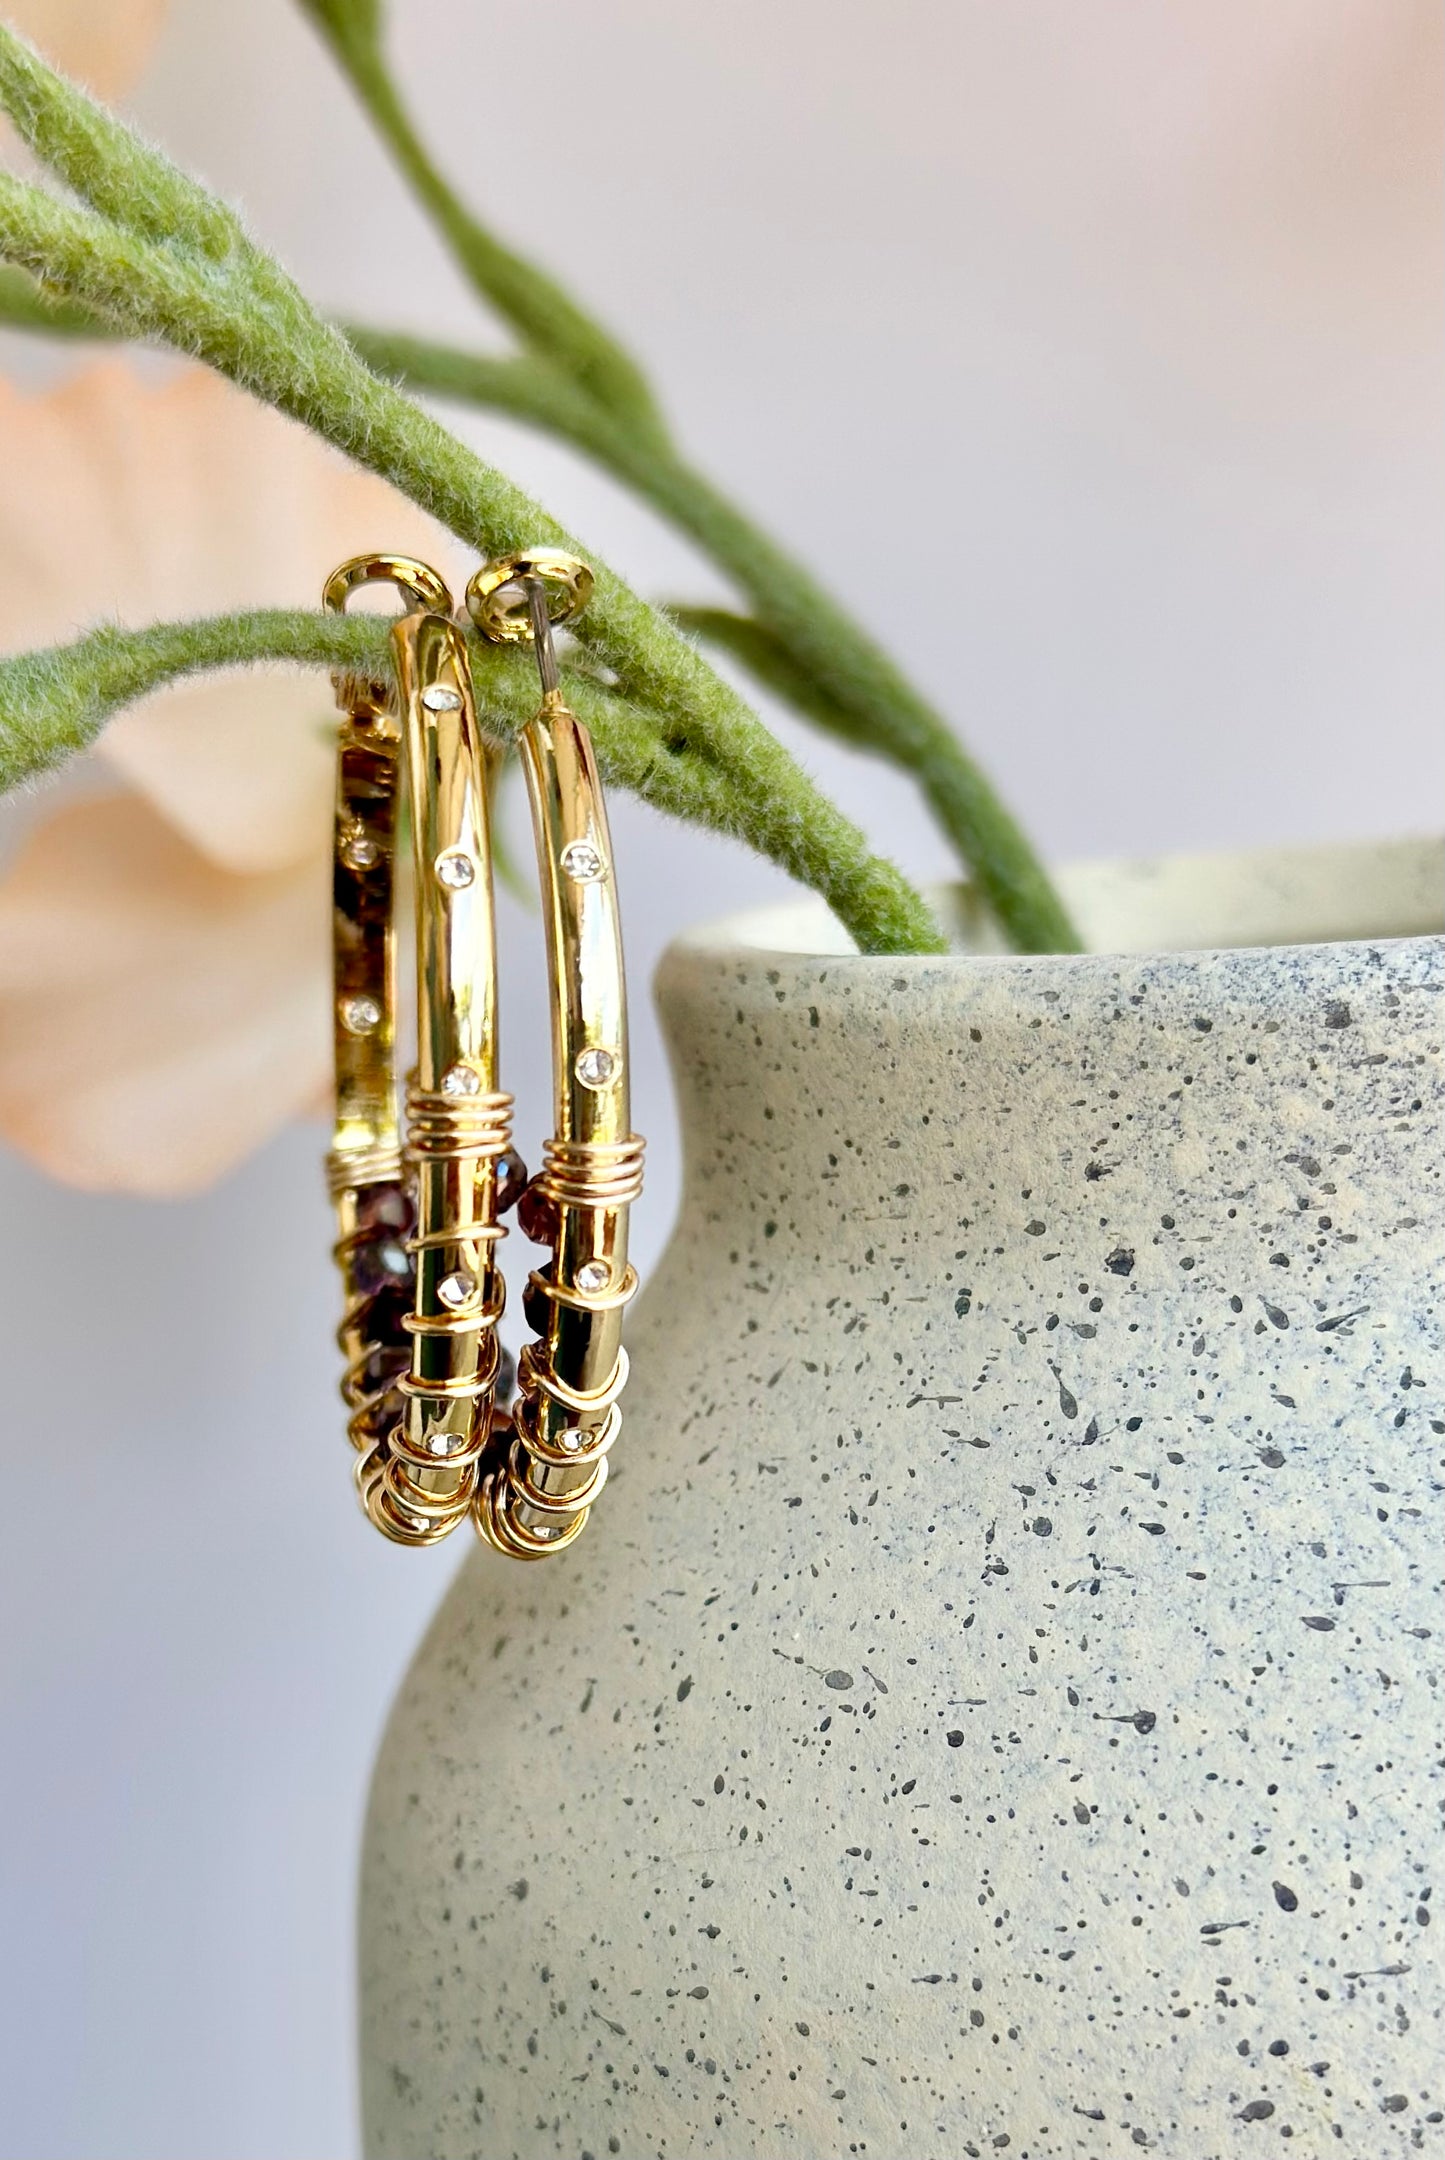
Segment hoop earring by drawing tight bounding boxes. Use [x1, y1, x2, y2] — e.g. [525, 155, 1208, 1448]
[323, 554, 516, 1547]
[466, 550, 645, 1560]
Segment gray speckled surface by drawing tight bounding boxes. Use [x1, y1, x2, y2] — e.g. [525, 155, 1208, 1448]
[361, 847, 1444, 2159]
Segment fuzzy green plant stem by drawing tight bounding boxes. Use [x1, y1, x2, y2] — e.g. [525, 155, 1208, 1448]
[350, 331, 1081, 953]
[0, 250, 1069, 950]
[0, 612, 939, 973]
[0, 259, 98, 334]
[625, 449, 1079, 955]
[0, 609, 913, 939]
[0, 284, 1076, 948]
[0, 611, 730, 818]
[0, 26, 942, 957]
[294, 0, 664, 439]
[294, 5, 1075, 951]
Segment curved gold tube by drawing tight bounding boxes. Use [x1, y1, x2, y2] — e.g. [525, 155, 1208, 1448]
[465, 552, 644, 1561]
[324, 555, 512, 1548]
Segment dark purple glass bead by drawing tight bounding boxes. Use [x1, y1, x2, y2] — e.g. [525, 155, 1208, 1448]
[517, 1179, 559, 1246]
[521, 1273, 554, 1335]
[494, 1149, 528, 1215]
[359, 1341, 410, 1395]
[354, 1282, 411, 1350]
[355, 1181, 415, 1237]
[351, 1234, 414, 1298]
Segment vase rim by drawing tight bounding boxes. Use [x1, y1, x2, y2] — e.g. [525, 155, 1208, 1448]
[670, 833, 1443, 967]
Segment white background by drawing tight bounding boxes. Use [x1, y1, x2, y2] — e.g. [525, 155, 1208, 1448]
[0, 2, 1439, 2154]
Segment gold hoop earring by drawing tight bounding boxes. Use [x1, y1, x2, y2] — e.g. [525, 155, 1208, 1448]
[466, 550, 644, 1560]
[323, 554, 516, 1547]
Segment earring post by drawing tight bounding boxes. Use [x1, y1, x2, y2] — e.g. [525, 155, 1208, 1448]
[523, 574, 562, 700]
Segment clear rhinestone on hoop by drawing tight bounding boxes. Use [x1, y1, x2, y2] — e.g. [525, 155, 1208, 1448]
[437, 1269, 477, 1309]
[435, 851, 476, 890]
[575, 1259, 611, 1294]
[426, 1430, 462, 1457]
[560, 838, 605, 883]
[342, 829, 380, 870]
[340, 994, 382, 1035]
[421, 684, 463, 712]
[441, 1063, 481, 1099]
[575, 1046, 618, 1089]
[558, 1426, 587, 1453]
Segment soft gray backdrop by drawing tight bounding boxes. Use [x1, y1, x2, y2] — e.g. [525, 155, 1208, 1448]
[0, 2, 1439, 2155]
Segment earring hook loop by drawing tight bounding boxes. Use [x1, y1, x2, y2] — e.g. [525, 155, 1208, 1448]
[465, 548, 593, 701]
[324, 553, 455, 618]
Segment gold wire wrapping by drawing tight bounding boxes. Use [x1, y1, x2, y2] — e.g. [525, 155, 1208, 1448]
[325, 547, 644, 1564]
[324, 556, 510, 1549]
[466, 551, 645, 1563]
[535, 1135, 647, 1207]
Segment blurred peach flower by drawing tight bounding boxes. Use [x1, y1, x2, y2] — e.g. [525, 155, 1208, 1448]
[7, 0, 168, 102]
[0, 361, 451, 1193]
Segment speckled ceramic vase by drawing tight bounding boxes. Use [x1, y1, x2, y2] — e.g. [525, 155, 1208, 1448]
[360, 838, 1443, 2160]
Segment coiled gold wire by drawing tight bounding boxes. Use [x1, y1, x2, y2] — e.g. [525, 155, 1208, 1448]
[326, 555, 509, 1550]
[534, 1134, 646, 1208]
[329, 1205, 417, 1535]
[477, 1263, 638, 1559]
[465, 549, 644, 1566]
[367, 1083, 513, 1537]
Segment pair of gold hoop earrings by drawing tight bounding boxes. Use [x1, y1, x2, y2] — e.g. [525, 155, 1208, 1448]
[323, 548, 643, 1562]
